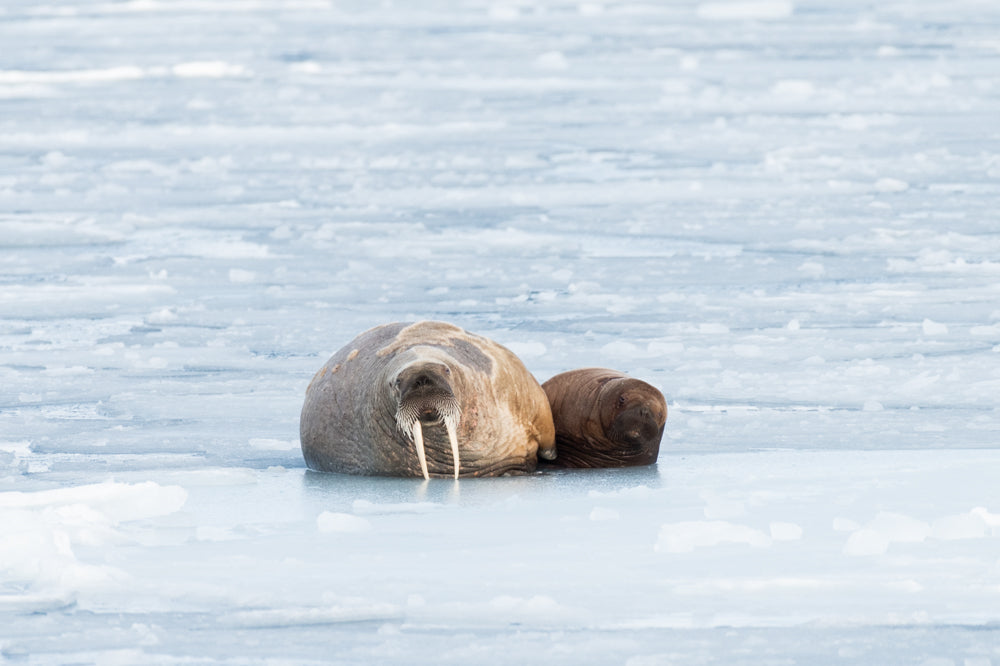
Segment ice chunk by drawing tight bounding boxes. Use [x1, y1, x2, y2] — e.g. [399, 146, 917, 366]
[874, 178, 909, 193]
[655, 521, 772, 553]
[843, 528, 890, 556]
[317, 512, 372, 533]
[172, 61, 248, 78]
[845, 511, 931, 555]
[505, 341, 547, 358]
[589, 507, 620, 521]
[922, 319, 949, 336]
[931, 512, 988, 540]
[769, 522, 803, 541]
[697, 1, 794, 20]
[220, 603, 401, 628]
[535, 52, 569, 70]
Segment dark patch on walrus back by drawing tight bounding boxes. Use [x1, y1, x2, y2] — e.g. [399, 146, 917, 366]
[448, 337, 494, 375]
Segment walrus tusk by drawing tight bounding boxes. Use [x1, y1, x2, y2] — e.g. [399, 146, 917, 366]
[445, 416, 460, 479]
[411, 421, 429, 480]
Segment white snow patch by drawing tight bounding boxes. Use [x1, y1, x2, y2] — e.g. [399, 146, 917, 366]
[0, 440, 33, 458]
[771, 79, 815, 98]
[844, 528, 891, 556]
[733, 344, 763, 358]
[833, 517, 861, 532]
[931, 512, 988, 540]
[769, 522, 803, 541]
[535, 51, 569, 70]
[147, 307, 178, 324]
[0, 481, 187, 522]
[220, 603, 401, 628]
[868, 512, 931, 542]
[697, 1, 794, 20]
[486, 594, 568, 620]
[248, 438, 298, 451]
[182, 239, 268, 259]
[589, 507, 620, 521]
[971, 507, 1000, 531]
[0, 66, 146, 84]
[41, 365, 93, 376]
[163, 468, 258, 487]
[922, 319, 949, 336]
[172, 61, 248, 78]
[648, 340, 684, 355]
[195, 526, 239, 542]
[798, 261, 825, 277]
[655, 521, 772, 553]
[317, 512, 372, 533]
[844, 512, 931, 555]
[228, 268, 256, 283]
[875, 178, 909, 193]
[505, 341, 547, 358]
[488, 4, 520, 21]
[0, 482, 187, 601]
[601, 340, 639, 357]
[970, 323, 1000, 336]
[701, 491, 746, 520]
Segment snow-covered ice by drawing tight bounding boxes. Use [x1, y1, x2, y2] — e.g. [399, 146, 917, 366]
[2, 0, 1000, 663]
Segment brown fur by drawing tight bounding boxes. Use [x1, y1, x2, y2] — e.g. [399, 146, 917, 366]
[542, 368, 666, 468]
[300, 321, 556, 477]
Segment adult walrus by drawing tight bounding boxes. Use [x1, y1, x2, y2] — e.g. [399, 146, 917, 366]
[300, 321, 557, 479]
[541, 368, 666, 468]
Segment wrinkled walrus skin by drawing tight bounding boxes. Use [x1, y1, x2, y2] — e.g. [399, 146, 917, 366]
[300, 321, 557, 478]
[541, 368, 666, 468]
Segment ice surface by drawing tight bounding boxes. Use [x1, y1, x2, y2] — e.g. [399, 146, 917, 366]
[2, 0, 1000, 662]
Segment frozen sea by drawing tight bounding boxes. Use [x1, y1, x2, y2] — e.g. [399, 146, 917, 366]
[2, 0, 1000, 663]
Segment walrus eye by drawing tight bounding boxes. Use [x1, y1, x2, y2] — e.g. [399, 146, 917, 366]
[617, 395, 627, 407]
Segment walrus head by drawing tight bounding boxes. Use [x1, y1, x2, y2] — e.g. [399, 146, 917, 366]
[599, 378, 666, 466]
[542, 368, 666, 468]
[391, 361, 461, 480]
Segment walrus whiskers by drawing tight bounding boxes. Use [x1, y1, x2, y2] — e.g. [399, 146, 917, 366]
[396, 399, 459, 479]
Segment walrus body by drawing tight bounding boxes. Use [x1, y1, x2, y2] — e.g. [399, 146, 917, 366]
[541, 368, 666, 468]
[300, 321, 556, 478]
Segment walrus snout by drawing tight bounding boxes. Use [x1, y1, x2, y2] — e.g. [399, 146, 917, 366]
[393, 362, 462, 481]
[394, 363, 451, 397]
[612, 405, 663, 446]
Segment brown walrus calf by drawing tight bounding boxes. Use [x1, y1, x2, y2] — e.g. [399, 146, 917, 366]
[541, 368, 666, 468]
[300, 321, 556, 479]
